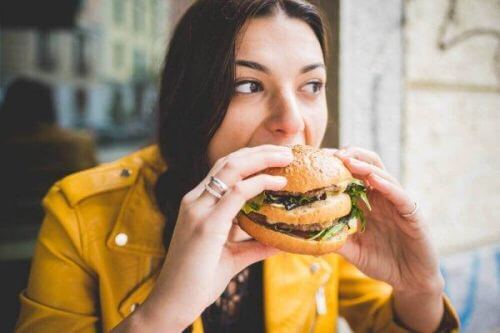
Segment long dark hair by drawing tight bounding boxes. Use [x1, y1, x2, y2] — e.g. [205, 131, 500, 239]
[155, 0, 329, 248]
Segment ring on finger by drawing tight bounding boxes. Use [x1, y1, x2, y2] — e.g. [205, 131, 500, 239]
[400, 201, 419, 218]
[204, 176, 229, 200]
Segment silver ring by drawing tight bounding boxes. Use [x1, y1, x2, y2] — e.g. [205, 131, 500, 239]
[210, 176, 229, 192]
[204, 176, 228, 200]
[400, 201, 419, 218]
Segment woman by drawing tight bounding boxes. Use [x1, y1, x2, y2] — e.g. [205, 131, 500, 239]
[15, 1, 459, 332]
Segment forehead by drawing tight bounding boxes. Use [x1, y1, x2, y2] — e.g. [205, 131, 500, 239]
[235, 14, 324, 63]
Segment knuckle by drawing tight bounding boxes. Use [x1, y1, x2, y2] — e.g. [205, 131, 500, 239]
[216, 156, 227, 165]
[224, 158, 240, 172]
[213, 156, 227, 170]
[194, 221, 211, 237]
[185, 205, 203, 222]
[231, 181, 246, 197]
[180, 193, 192, 206]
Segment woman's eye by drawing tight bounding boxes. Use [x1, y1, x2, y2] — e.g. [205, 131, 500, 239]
[235, 81, 263, 94]
[302, 81, 324, 94]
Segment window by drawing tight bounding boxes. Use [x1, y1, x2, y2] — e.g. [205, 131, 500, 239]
[36, 31, 57, 71]
[133, 0, 145, 33]
[113, 0, 125, 26]
[113, 42, 125, 70]
[73, 31, 89, 76]
[133, 49, 147, 79]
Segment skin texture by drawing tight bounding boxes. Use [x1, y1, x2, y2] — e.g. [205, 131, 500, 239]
[112, 14, 445, 333]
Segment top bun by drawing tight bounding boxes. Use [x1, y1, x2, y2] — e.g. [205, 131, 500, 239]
[263, 145, 352, 193]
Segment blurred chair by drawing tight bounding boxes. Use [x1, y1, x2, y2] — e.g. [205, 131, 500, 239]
[0, 76, 98, 332]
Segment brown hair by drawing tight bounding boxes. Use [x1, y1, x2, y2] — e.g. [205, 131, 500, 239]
[155, 0, 329, 248]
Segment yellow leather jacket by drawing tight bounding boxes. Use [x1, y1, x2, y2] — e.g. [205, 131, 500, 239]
[15, 145, 460, 332]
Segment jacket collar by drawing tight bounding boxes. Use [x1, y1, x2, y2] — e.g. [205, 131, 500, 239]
[106, 145, 168, 257]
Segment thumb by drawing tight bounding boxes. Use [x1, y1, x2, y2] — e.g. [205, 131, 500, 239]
[227, 240, 280, 272]
[334, 238, 358, 264]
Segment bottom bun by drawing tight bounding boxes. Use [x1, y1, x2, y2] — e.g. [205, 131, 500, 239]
[237, 213, 358, 256]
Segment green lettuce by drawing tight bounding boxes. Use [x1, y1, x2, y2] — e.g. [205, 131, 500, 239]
[307, 178, 371, 241]
[241, 192, 266, 214]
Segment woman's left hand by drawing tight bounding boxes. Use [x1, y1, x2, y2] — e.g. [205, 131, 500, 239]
[323, 146, 444, 295]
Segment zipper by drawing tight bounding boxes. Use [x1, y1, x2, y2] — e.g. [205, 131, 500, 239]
[309, 285, 327, 333]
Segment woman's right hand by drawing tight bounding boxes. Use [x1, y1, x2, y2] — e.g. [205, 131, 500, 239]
[117, 144, 294, 332]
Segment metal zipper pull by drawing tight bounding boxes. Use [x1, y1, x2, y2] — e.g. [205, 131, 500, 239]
[315, 285, 327, 315]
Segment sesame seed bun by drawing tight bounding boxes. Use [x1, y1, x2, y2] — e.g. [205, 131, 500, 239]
[263, 144, 352, 193]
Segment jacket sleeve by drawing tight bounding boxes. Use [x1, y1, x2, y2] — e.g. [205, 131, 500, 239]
[337, 257, 460, 332]
[15, 185, 99, 333]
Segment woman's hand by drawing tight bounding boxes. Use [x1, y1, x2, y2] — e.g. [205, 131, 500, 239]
[322, 146, 444, 294]
[127, 145, 293, 332]
[323, 146, 446, 332]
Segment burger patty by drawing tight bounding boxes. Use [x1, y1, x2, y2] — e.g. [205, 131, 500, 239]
[274, 219, 337, 231]
[247, 212, 338, 232]
[267, 184, 341, 197]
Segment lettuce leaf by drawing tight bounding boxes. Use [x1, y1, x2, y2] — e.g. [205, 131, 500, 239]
[308, 178, 372, 241]
[241, 192, 266, 214]
[344, 178, 371, 232]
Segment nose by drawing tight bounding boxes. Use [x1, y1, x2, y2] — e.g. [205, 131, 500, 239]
[267, 88, 305, 137]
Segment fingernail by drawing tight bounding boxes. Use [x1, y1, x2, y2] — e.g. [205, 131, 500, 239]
[280, 151, 294, 159]
[347, 157, 361, 165]
[371, 173, 384, 182]
[276, 176, 288, 184]
[335, 149, 348, 157]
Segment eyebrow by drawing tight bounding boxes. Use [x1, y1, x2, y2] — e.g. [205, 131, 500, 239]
[235, 60, 325, 74]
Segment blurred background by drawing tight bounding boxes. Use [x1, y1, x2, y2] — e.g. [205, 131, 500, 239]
[0, 0, 498, 332]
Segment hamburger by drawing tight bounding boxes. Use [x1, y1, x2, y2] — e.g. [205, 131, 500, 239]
[237, 144, 371, 256]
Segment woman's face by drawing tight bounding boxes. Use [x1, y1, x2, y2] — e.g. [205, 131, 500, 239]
[207, 13, 328, 166]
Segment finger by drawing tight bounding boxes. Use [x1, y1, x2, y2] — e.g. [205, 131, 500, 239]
[184, 145, 291, 203]
[321, 147, 339, 155]
[342, 157, 400, 185]
[228, 223, 252, 242]
[197, 149, 293, 206]
[208, 174, 287, 234]
[226, 239, 280, 273]
[368, 173, 418, 219]
[335, 146, 386, 170]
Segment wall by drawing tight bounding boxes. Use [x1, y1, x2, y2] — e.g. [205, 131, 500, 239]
[339, 0, 404, 179]
[404, 0, 500, 254]
[405, 0, 500, 331]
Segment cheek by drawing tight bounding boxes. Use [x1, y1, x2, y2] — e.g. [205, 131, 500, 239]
[304, 100, 328, 145]
[207, 101, 264, 166]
